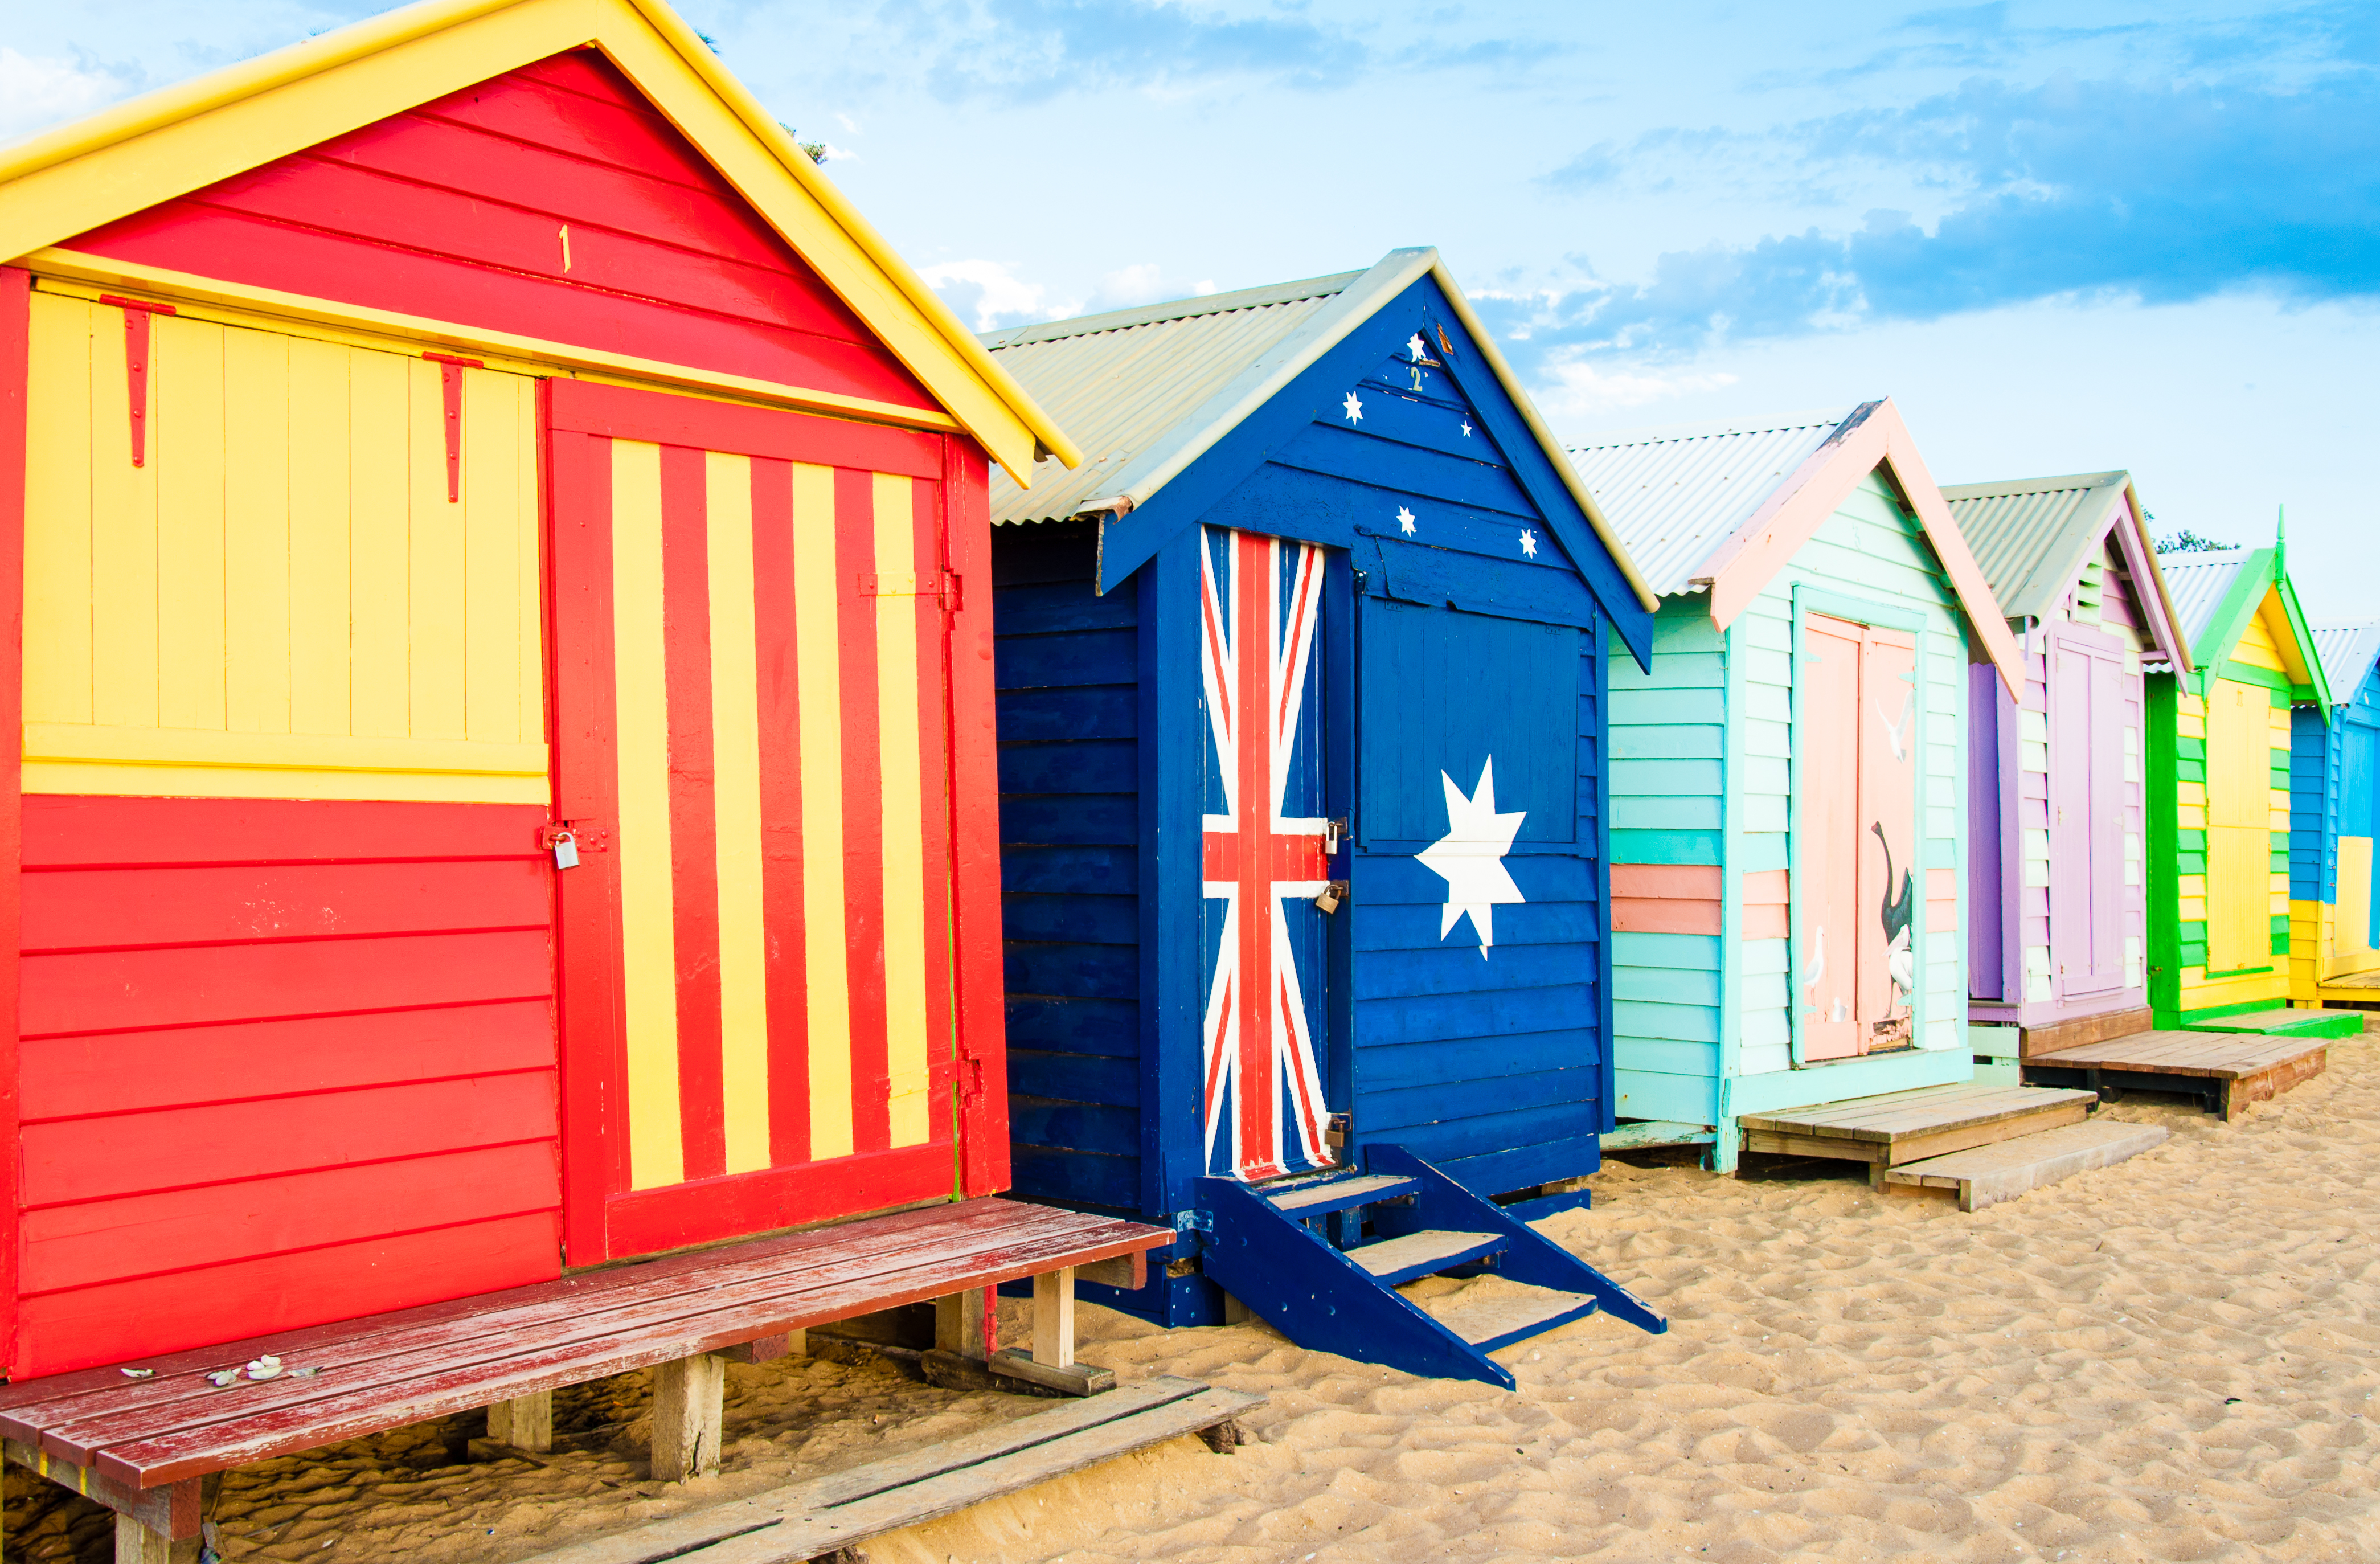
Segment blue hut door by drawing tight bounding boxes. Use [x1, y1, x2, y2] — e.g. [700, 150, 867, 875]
[1198, 526, 1336, 1180]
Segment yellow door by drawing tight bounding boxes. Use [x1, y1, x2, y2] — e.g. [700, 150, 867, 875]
[2203, 680, 2271, 973]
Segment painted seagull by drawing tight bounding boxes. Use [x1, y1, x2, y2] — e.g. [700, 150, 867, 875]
[1874, 690, 1913, 763]
[1872, 821, 1915, 1001]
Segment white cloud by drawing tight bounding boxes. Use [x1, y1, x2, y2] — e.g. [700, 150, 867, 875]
[817, 141, 859, 162]
[834, 112, 861, 134]
[919, 259, 1082, 331]
[0, 48, 130, 142]
[1092, 263, 1168, 308]
[1537, 355, 1740, 417]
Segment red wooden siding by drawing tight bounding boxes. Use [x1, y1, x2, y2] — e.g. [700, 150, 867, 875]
[64, 51, 936, 415]
[14, 796, 560, 1377]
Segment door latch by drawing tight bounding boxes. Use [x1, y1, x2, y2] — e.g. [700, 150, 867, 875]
[1313, 880, 1348, 914]
[542, 822, 607, 868]
[1325, 817, 1348, 853]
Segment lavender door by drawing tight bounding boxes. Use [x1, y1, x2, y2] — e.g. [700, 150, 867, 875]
[1968, 663, 2005, 1001]
[2047, 630, 2125, 997]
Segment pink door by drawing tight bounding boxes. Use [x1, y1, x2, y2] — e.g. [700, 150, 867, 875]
[1799, 613, 1920, 1059]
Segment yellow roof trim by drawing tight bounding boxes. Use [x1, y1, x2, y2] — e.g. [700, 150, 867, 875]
[0, 0, 1078, 484]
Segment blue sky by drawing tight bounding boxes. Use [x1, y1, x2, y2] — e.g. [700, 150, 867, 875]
[7, 0, 2375, 619]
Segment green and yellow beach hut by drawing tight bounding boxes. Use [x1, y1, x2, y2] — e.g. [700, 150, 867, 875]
[2146, 536, 2344, 1033]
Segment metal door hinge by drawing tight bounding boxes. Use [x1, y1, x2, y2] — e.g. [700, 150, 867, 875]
[861, 571, 962, 608]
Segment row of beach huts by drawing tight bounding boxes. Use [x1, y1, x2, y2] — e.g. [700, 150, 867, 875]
[0, 1, 2373, 1558]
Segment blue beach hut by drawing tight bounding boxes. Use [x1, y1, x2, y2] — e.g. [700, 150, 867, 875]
[2291, 622, 2380, 1008]
[984, 249, 1666, 1384]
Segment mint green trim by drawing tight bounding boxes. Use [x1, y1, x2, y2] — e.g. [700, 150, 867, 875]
[1786, 583, 1928, 1068]
[1713, 611, 1746, 1173]
[1611, 829, 1721, 865]
[1727, 1046, 1971, 1117]
[2190, 549, 2273, 687]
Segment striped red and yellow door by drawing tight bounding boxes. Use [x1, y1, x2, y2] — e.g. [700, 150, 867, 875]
[548, 380, 962, 1262]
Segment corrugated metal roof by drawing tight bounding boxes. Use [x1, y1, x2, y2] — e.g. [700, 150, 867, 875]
[1940, 472, 2132, 625]
[2156, 548, 2256, 653]
[1564, 408, 1858, 596]
[982, 270, 1362, 525]
[2313, 621, 2380, 706]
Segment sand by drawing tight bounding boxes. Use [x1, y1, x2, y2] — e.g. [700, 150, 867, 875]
[8, 1028, 2377, 1564]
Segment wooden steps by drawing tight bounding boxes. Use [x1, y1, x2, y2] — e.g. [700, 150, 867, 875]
[1883, 1120, 2169, 1211]
[2180, 1006, 2362, 1039]
[2024, 1029, 2330, 1120]
[1737, 1083, 2098, 1187]
[510, 1376, 1261, 1564]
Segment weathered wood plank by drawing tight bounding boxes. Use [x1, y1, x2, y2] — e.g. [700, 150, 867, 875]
[507, 1378, 1251, 1564]
[1884, 1120, 2169, 1211]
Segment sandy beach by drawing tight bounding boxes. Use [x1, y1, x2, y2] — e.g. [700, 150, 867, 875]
[10, 1027, 2376, 1564]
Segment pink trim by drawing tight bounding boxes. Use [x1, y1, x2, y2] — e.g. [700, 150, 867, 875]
[2107, 487, 2193, 673]
[1700, 400, 2026, 700]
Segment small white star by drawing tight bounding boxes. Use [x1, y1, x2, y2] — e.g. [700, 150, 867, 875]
[1342, 390, 1363, 423]
[1460, 420, 1472, 437]
[1518, 529, 1538, 558]
[1397, 506, 1416, 535]
[1407, 333, 1428, 362]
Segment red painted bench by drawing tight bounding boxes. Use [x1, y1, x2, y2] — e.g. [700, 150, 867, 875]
[0, 1198, 1168, 1562]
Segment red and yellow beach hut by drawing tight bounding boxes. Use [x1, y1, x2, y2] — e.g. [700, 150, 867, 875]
[0, 0, 1083, 1380]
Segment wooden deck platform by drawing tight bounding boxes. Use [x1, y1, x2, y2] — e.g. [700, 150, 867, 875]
[513, 1376, 1261, 1564]
[2022, 1029, 2330, 1120]
[1736, 1083, 2097, 1187]
[2179, 1006, 2363, 1039]
[1883, 1120, 2169, 1211]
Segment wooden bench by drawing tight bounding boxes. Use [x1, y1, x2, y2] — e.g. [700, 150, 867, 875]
[0, 1198, 1168, 1562]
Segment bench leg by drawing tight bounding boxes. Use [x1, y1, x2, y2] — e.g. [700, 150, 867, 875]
[114, 1516, 198, 1564]
[934, 1288, 990, 1357]
[1033, 1268, 1076, 1367]
[487, 1388, 554, 1452]
[650, 1354, 726, 1482]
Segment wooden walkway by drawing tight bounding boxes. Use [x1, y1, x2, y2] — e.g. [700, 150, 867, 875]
[513, 1376, 1260, 1564]
[2179, 1007, 2362, 1039]
[2023, 1029, 2330, 1120]
[1883, 1120, 2169, 1211]
[1737, 1083, 2096, 1186]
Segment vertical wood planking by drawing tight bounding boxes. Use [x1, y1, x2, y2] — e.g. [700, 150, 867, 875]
[705, 449, 772, 1176]
[608, 439, 683, 1189]
[657, 444, 725, 1181]
[223, 325, 290, 734]
[835, 468, 889, 1154]
[89, 297, 159, 730]
[349, 347, 411, 739]
[408, 357, 466, 740]
[793, 462, 854, 1160]
[463, 367, 523, 744]
[22, 293, 92, 726]
[911, 472, 960, 1173]
[155, 316, 226, 731]
[873, 472, 931, 1148]
[287, 335, 353, 735]
[749, 457, 811, 1168]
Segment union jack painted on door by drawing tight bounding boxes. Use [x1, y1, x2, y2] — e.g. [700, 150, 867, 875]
[1199, 526, 1335, 1180]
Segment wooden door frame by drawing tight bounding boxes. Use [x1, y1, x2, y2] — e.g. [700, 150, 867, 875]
[543, 379, 1005, 1267]
[1787, 585, 1930, 1068]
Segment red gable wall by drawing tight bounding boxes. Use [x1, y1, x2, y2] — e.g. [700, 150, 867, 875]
[64, 50, 937, 412]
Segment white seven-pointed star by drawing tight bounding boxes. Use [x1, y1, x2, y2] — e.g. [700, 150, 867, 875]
[1518, 528, 1538, 558]
[1407, 332, 1428, 362]
[1396, 506, 1416, 535]
[1416, 758, 1527, 958]
[1342, 390, 1363, 423]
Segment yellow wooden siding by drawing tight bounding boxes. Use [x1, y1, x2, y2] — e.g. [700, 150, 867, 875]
[22, 294, 546, 801]
[2231, 595, 2286, 673]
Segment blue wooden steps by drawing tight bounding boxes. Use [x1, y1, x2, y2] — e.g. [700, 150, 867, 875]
[1195, 1144, 1664, 1389]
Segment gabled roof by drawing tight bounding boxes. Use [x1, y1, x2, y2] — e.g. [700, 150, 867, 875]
[2153, 542, 2331, 706]
[1940, 470, 2191, 672]
[984, 247, 1657, 615]
[2313, 622, 2380, 708]
[1567, 400, 2025, 697]
[0, 0, 1077, 484]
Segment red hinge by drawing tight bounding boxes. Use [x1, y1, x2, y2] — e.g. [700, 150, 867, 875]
[99, 295, 177, 468]
[858, 571, 961, 609]
[423, 353, 484, 502]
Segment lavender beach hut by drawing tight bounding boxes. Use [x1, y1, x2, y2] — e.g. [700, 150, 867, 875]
[1940, 473, 2194, 1066]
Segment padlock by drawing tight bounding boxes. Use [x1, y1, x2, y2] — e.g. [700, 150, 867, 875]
[551, 829, 580, 870]
[1313, 879, 1347, 914]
